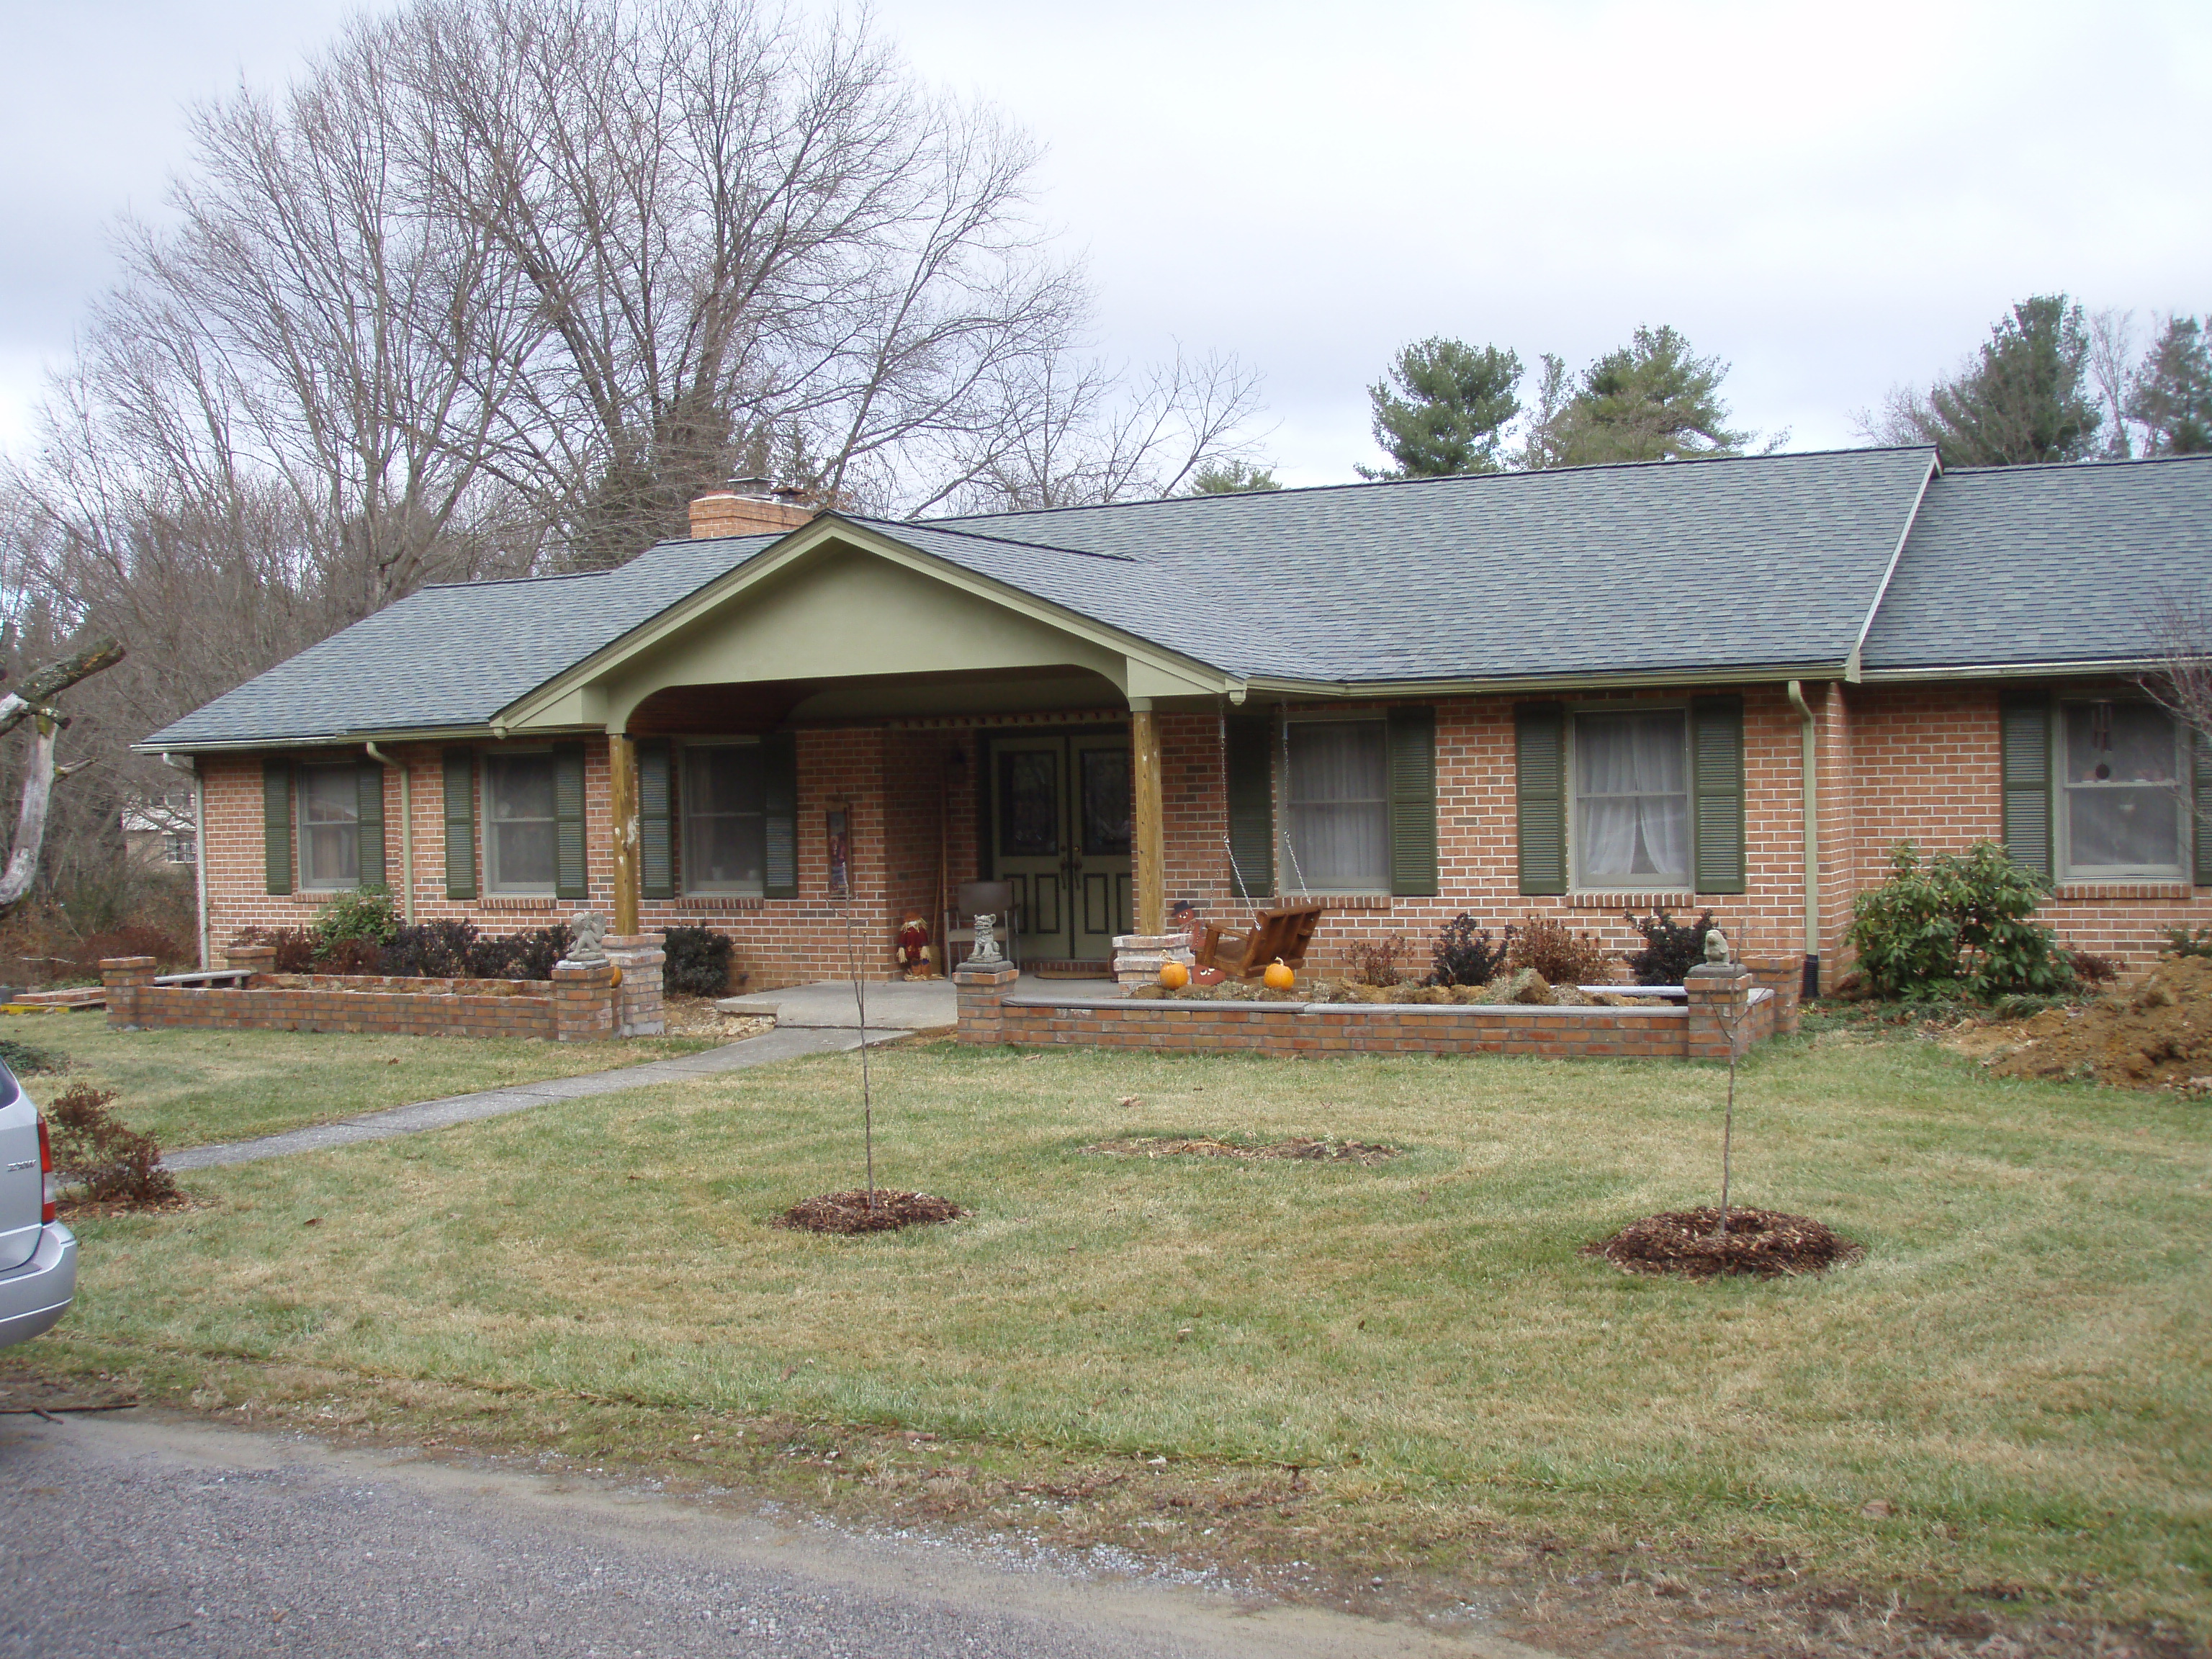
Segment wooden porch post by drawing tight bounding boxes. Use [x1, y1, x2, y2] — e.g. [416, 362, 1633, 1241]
[1131, 704, 1164, 937]
[608, 732, 639, 936]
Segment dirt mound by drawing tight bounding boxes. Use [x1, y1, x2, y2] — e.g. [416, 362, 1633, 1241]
[1584, 1208, 1863, 1280]
[774, 1190, 966, 1234]
[1972, 954, 2212, 1091]
[1082, 1136, 1399, 1165]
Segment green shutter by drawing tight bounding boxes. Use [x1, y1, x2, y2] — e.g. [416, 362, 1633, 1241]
[263, 760, 294, 895]
[1223, 714, 1274, 902]
[639, 740, 675, 900]
[763, 731, 798, 899]
[442, 748, 477, 900]
[2000, 698, 2053, 879]
[1515, 703, 1566, 895]
[2195, 729, 2212, 886]
[553, 742, 588, 901]
[1689, 695, 1746, 894]
[356, 762, 387, 889]
[1386, 706, 1438, 897]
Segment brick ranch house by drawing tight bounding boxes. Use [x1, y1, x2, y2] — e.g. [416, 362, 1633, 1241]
[140, 446, 2212, 994]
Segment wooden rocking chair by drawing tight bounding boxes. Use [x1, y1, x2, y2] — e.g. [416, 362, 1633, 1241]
[1195, 899, 1324, 981]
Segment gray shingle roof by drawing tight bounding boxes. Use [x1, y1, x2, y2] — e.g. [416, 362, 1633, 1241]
[142, 534, 781, 747]
[896, 446, 1938, 681]
[1861, 454, 2212, 670]
[145, 444, 2212, 751]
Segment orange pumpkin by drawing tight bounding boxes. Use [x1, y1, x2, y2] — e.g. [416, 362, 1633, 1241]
[1262, 958, 1295, 992]
[1159, 960, 1190, 990]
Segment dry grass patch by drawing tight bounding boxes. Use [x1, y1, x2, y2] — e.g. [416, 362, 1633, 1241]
[38, 1032, 2212, 1642]
[12, 1012, 711, 1146]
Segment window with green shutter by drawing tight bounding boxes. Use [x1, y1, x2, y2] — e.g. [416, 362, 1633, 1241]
[356, 762, 387, 889]
[263, 760, 295, 895]
[762, 732, 798, 899]
[638, 741, 675, 900]
[1514, 703, 1566, 895]
[1689, 696, 1746, 894]
[441, 747, 477, 900]
[1223, 714, 1274, 902]
[2196, 729, 2212, 886]
[2000, 697, 2053, 879]
[553, 743, 588, 900]
[1385, 706, 1438, 897]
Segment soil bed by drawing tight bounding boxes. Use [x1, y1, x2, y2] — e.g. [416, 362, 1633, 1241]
[1584, 1206, 1864, 1280]
[1082, 1135, 1399, 1166]
[1958, 955, 2212, 1092]
[775, 1189, 966, 1233]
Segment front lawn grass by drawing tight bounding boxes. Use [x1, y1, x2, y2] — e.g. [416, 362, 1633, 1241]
[47, 1030, 2212, 1634]
[9, 1012, 711, 1146]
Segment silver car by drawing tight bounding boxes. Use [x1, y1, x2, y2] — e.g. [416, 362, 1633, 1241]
[0, 1060, 76, 1346]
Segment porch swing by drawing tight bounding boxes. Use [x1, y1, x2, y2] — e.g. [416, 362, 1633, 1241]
[1192, 706, 1323, 981]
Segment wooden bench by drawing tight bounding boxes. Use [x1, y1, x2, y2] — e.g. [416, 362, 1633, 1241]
[1195, 900, 1324, 981]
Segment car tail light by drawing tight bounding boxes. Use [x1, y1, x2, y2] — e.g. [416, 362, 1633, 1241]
[37, 1118, 55, 1224]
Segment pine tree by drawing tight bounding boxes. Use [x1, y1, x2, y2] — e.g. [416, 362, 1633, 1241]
[2128, 315, 2212, 456]
[1521, 325, 1749, 467]
[1184, 459, 1282, 494]
[1359, 338, 1523, 479]
[1878, 295, 2101, 466]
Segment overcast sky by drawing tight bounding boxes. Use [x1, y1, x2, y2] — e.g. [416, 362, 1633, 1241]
[3, 0, 2208, 485]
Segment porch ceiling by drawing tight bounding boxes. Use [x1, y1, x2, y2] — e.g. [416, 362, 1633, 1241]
[503, 522, 1232, 736]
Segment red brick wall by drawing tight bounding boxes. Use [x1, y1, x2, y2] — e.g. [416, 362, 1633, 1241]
[197, 678, 2210, 992]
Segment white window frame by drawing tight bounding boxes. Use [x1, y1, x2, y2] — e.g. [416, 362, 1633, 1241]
[680, 739, 768, 897]
[481, 749, 559, 896]
[2055, 701, 2188, 881]
[1277, 712, 1391, 896]
[297, 763, 361, 890]
[1566, 703, 1694, 894]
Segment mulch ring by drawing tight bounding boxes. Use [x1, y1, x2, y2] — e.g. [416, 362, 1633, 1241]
[775, 1190, 967, 1234]
[1082, 1135, 1400, 1166]
[1583, 1207, 1864, 1280]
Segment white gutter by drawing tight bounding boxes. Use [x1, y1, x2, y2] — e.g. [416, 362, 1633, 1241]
[1846, 454, 1938, 683]
[364, 742, 411, 923]
[158, 752, 207, 971]
[1784, 683, 1820, 974]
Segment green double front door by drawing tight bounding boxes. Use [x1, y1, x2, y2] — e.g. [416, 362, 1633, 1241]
[989, 732, 1133, 962]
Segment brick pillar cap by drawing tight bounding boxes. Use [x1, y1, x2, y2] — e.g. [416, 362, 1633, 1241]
[955, 961, 1019, 984]
[603, 933, 665, 948]
[552, 961, 615, 981]
[100, 956, 158, 971]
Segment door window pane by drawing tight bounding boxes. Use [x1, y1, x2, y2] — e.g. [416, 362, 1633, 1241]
[2063, 703, 2182, 876]
[485, 753, 557, 891]
[682, 745, 767, 894]
[1285, 721, 1388, 891]
[1079, 747, 1131, 856]
[1573, 712, 1689, 886]
[299, 765, 359, 889]
[999, 750, 1058, 856]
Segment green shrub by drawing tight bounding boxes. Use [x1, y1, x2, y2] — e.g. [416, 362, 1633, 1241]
[312, 889, 400, 954]
[2162, 925, 2212, 961]
[1844, 841, 2073, 1000]
[663, 926, 734, 997]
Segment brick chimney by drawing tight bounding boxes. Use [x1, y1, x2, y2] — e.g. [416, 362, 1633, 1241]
[688, 477, 819, 539]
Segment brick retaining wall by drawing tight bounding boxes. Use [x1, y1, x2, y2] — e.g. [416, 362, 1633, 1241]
[953, 962, 1778, 1061]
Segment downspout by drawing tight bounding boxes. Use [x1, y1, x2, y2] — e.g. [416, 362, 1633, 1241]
[159, 752, 207, 971]
[364, 742, 412, 923]
[1784, 682, 1820, 999]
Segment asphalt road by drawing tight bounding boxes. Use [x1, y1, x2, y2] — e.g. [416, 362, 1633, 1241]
[0, 1412, 1547, 1659]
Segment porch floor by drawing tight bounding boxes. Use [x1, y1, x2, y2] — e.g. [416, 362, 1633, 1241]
[716, 973, 1121, 1030]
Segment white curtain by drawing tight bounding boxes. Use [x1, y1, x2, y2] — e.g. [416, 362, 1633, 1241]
[1287, 721, 1388, 890]
[1575, 713, 1689, 884]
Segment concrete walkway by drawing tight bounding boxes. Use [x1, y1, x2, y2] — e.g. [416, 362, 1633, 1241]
[716, 972, 1121, 1030]
[167, 1026, 902, 1172]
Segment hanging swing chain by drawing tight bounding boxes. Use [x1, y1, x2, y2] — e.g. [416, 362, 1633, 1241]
[1216, 706, 1262, 925]
[837, 878, 876, 1210]
[1278, 709, 1311, 900]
